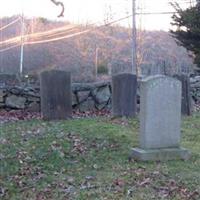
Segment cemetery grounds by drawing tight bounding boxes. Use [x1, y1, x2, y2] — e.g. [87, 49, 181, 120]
[0, 114, 200, 200]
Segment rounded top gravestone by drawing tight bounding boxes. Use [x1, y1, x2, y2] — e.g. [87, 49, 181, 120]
[140, 75, 182, 149]
[131, 75, 190, 161]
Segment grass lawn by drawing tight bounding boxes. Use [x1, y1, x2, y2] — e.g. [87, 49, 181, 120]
[0, 114, 200, 200]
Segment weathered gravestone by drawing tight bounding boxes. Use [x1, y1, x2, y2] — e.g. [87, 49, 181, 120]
[174, 74, 192, 116]
[40, 70, 72, 120]
[132, 75, 190, 161]
[112, 73, 137, 117]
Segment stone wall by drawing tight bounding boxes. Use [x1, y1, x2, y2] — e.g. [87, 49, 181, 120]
[72, 82, 111, 111]
[0, 81, 112, 112]
[1, 76, 200, 112]
[190, 76, 200, 107]
[0, 86, 40, 112]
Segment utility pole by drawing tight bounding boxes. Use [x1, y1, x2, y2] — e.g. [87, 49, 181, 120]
[20, 13, 24, 76]
[132, 0, 137, 76]
[189, 0, 192, 7]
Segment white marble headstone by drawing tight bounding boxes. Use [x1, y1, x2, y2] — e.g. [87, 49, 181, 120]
[140, 75, 181, 149]
[131, 75, 190, 161]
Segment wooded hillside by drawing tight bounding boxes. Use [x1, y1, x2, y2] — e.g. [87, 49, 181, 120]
[0, 16, 195, 82]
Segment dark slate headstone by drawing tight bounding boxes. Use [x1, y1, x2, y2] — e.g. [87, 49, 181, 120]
[40, 70, 72, 120]
[112, 73, 137, 117]
[174, 74, 192, 116]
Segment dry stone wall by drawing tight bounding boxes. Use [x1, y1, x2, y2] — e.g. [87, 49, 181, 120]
[0, 81, 112, 112]
[190, 76, 200, 106]
[0, 85, 40, 111]
[0, 75, 200, 112]
[72, 82, 112, 111]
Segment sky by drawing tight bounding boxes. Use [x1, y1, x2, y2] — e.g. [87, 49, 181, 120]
[0, 0, 192, 31]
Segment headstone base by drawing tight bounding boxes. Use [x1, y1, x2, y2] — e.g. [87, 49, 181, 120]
[131, 147, 190, 161]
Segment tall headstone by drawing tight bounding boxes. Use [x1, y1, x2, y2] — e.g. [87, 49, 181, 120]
[40, 70, 72, 120]
[174, 74, 192, 116]
[112, 73, 137, 117]
[132, 75, 190, 161]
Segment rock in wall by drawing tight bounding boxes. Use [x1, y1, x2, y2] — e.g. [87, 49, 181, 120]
[0, 76, 200, 113]
[0, 81, 112, 112]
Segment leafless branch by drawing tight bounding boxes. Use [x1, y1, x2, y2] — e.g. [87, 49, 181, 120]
[50, 0, 65, 18]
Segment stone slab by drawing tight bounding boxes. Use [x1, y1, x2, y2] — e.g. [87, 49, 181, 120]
[131, 147, 191, 161]
[40, 70, 72, 120]
[112, 73, 137, 117]
[174, 75, 192, 116]
[131, 75, 190, 161]
[140, 75, 182, 149]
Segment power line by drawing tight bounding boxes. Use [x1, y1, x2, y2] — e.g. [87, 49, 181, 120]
[0, 24, 79, 46]
[26, 24, 76, 38]
[0, 2, 197, 47]
[155, 0, 196, 3]
[136, 11, 178, 15]
[25, 29, 90, 45]
[0, 5, 195, 50]
[0, 17, 21, 32]
[0, 44, 20, 53]
[0, 14, 133, 49]
[0, 10, 183, 48]
[25, 15, 133, 45]
[26, 25, 79, 40]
